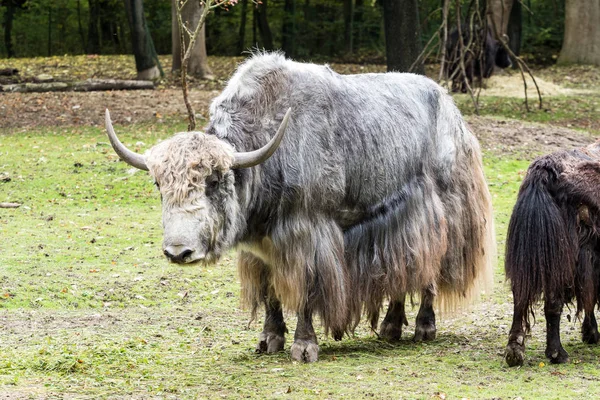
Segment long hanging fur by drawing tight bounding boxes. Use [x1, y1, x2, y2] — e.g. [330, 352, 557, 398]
[213, 52, 495, 335]
[505, 157, 577, 330]
[506, 145, 600, 331]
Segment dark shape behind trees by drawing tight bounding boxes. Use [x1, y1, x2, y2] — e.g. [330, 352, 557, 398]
[382, 0, 424, 73]
[2, 0, 26, 58]
[507, 0, 522, 57]
[281, 0, 296, 57]
[237, 0, 249, 54]
[254, 0, 273, 50]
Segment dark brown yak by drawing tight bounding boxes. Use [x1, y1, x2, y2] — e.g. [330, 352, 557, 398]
[505, 140, 600, 367]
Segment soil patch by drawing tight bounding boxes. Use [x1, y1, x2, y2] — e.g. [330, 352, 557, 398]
[469, 116, 596, 157]
[479, 73, 590, 98]
[0, 88, 217, 130]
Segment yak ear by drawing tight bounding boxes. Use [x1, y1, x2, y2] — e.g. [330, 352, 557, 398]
[105, 109, 149, 171]
[231, 108, 291, 169]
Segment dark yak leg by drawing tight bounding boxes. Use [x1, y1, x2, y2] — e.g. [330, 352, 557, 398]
[505, 303, 527, 367]
[544, 295, 569, 364]
[256, 296, 287, 354]
[290, 307, 319, 362]
[380, 295, 409, 341]
[414, 286, 436, 342]
[582, 309, 600, 345]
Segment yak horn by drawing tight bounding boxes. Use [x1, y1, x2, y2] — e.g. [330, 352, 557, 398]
[105, 109, 149, 171]
[232, 108, 292, 169]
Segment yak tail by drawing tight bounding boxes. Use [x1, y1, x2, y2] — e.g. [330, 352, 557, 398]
[505, 163, 576, 330]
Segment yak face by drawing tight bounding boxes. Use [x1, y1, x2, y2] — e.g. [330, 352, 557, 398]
[145, 133, 241, 265]
[104, 108, 290, 265]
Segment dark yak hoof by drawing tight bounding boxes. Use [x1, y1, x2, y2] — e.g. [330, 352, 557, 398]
[256, 331, 285, 354]
[546, 347, 569, 364]
[582, 328, 600, 345]
[380, 320, 403, 342]
[290, 339, 319, 362]
[505, 336, 525, 367]
[413, 323, 436, 342]
[332, 329, 344, 342]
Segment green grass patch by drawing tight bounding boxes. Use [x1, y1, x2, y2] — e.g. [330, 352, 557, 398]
[456, 94, 600, 134]
[2, 121, 600, 399]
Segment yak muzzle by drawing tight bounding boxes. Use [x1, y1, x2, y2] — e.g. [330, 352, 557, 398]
[163, 245, 206, 264]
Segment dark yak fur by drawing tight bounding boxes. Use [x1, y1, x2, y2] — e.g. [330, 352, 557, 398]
[445, 25, 512, 93]
[505, 140, 600, 367]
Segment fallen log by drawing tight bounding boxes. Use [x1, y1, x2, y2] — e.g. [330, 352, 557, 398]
[0, 68, 19, 76]
[0, 79, 154, 93]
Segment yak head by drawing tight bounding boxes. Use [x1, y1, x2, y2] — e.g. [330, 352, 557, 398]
[104, 109, 290, 265]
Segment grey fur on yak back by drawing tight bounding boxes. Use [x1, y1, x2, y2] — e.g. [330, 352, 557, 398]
[149, 52, 495, 338]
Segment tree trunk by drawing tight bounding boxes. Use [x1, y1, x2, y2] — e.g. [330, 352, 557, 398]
[507, 0, 521, 56]
[171, 0, 214, 79]
[558, 0, 600, 66]
[4, 0, 16, 58]
[1, 79, 154, 93]
[256, 0, 273, 50]
[353, 0, 363, 51]
[87, 0, 101, 54]
[343, 0, 354, 54]
[124, 0, 160, 80]
[99, 0, 120, 52]
[487, 0, 514, 39]
[77, 0, 87, 52]
[382, 0, 424, 73]
[282, 0, 296, 57]
[237, 0, 248, 54]
[47, 6, 52, 56]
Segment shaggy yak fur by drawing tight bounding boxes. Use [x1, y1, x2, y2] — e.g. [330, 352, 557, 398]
[505, 141, 600, 367]
[109, 53, 495, 362]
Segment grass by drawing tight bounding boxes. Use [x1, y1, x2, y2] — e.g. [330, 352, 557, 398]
[2, 61, 600, 398]
[457, 94, 600, 134]
[3, 123, 600, 400]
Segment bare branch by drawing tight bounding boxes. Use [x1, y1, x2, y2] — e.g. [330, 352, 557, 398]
[488, 7, 543, 110]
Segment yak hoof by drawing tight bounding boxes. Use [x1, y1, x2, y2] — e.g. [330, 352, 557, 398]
[582, 329, 600, 345]
[413, 323, 436, 342]
[290, 340, 319, 362]
[505, 341, 525, 367]
[546, 347, 569, 364]
[380, 320, 403, 342]
[256, 331, 285, 354]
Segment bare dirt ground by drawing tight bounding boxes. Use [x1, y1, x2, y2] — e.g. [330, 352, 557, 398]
[0, 88, 217, 129]
[1, 55, 598, 156]
[1, 85, 596, 158]
[469, 116, 597, 157]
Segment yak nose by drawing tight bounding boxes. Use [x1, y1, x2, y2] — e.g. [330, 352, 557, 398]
[163, 245, 194, 263]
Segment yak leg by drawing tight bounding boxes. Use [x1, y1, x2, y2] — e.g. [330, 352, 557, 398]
[380, 295, 409, 341]
[414, 286, 436, 342]
[582, 309, 600, 344]
[256, 296, 287, 354]
[544, 296, 569, 364]
[290, 307, 319, 362]
[505, 303, 527, 367]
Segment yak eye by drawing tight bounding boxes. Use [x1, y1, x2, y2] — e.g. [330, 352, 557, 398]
[206, 175, 220, 191]
[154, 181, 160, 190]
